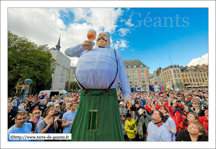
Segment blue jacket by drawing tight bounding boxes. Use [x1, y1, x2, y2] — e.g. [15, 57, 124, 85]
[149, 85, 154, 92]
[131, 87, 136, 93]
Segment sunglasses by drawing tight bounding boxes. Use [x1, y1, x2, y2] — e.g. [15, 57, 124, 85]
[34, 112, 40, 114]
[55, 106, 60, 108]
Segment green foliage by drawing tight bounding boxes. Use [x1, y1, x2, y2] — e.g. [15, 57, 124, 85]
[70, 82, 80, 91]
[8, 31, 56, 96]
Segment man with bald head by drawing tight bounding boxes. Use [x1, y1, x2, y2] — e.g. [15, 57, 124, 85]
[65, 31, 130, 141]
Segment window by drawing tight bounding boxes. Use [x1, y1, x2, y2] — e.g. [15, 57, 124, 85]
[183, 79, 185, 82]
[186, 79, 189, 82]
[201, 74, 203, 77]
[140, 65, 143, 67]
[141, 70, 144, 73]
[202, 78, 204, 82]
[185, 74, 187, 77]
[129, 75, 132, 80]
[141, 74, 145, 79]
[177, 69, 179, 73]
[191, 74, 193, 77]
[129, 81, 133, 84]
[196, 79, 198, 82]
[195, 74, 197, 77]
[128, 65, 131, 68]
[133, 65, 136, 68]
[135, 81, 138, 84]
[204, 73, 206, 77]
[198, 74, 200, 77]
[178, 74, 181, 78]
[174, 70, 176, 73]
[134, 70, 137, 73]
[193, 79, 195, 82]
[199, 78, 201, 82]
[188, 74, 190, 77]
[175, 74, 177, 78]
[128, 70, 132, 74]
[182, 74, 184, 77]
[205, 78, 207, 80]
[142, 80, 145, 83]
[190, 79, 192, 82]
[134, 75, 138, 80]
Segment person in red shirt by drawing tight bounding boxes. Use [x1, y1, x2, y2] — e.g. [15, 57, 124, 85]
[180, 103, 190, 121]
[177, 112, 198, 132]
[186, 94, 193, 104]
[169, 100, 182, 125]
[144, 99, 152, 113]
[198, 107, 208, 132]
[156, 96, 169, 110]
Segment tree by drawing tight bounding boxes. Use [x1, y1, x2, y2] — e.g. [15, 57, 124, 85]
[70, 82, 80, 91]
[8, 31, 56, 96]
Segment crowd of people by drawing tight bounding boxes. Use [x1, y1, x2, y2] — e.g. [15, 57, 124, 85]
[118, 86, 208, 141]
[8, 86, 208, 141]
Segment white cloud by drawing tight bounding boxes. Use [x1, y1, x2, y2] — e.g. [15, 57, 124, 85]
[187, 53, 208, 66]
[118, 28, 130, 37]
[8, 8, 125, 66]
[111, 39, 128, 50]
[125, 18, 134, 27]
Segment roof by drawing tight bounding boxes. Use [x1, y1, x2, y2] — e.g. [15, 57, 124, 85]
[188, 67, 195, 69]
[123, 59, 147, 68]
[153, 67, 161, 74]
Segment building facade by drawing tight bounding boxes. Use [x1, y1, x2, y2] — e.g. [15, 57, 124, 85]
[150, 67, 162, 85]
[181, 65, 208, 87]
[50, 37, 71, 90]
[65, 66, 76, 91]
[161, 65, 184, 86]
[124, 59, 149, 90]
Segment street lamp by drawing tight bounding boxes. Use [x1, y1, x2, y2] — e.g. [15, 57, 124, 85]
[21, 79, 32, 101]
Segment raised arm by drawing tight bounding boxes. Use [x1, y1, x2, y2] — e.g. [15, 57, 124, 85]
[65, 44, 86, 58]
[65, 40, 94, 57]
[117, 51, 130, 99]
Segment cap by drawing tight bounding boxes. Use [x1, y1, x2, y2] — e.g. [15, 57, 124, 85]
[33, 109, 40, 113]
[119, 101, 124, 105]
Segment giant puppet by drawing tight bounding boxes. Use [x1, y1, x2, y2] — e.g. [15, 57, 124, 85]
[65, 30, 131, 141]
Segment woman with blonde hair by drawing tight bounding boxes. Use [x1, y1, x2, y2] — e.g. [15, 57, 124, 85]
[176, 121, 208, 141]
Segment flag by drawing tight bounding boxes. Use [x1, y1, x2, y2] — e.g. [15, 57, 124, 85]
[161, 84, 165, 92]
[44, 93, 48, 98]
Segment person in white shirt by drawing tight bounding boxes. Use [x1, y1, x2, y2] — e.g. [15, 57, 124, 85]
[147, 110, 172, 141]
[47, 97, 57, 107]
[159, 107, 177, 141]
[65, 31, 130, 141]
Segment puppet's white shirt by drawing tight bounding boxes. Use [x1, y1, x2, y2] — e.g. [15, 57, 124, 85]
[65, 44, 130, 99]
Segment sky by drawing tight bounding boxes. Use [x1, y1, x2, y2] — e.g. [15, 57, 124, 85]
[8, 8, 208, 74]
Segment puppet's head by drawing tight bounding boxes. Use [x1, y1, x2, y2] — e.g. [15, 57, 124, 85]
[155, 82, 157, 85]
[96, 32, 110, 47]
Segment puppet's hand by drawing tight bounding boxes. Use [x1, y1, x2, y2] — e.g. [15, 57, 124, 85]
[82, 40, 94, 51]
